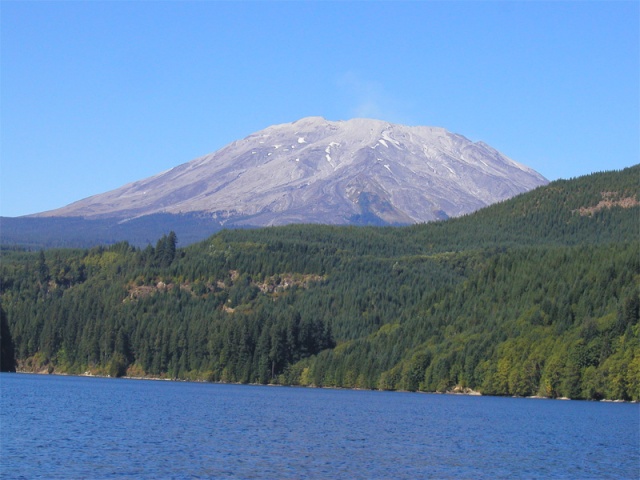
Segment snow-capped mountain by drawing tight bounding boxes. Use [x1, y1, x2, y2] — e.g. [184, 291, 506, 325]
[36, 117, 548, 226]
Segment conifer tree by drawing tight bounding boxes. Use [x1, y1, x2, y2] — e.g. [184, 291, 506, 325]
[0, 305, 16, 372]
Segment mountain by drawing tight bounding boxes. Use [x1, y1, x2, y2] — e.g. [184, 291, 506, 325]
[3, 117, 548, 248]
[2, 166, 638, 400]
[35, 117, 547, 225]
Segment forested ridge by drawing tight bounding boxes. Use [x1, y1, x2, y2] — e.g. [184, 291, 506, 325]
[1, 165, 638, 400]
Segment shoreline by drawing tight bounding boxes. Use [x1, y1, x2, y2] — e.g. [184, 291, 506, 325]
[8, 369, 637, 403]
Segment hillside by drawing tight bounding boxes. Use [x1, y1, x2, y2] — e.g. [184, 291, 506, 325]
[1, 165, 638, 400]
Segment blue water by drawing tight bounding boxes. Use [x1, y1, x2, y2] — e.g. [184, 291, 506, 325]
[1, 374, 638, 479]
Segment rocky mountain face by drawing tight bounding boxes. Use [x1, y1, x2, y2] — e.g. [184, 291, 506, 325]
[35, 117, 548, 227]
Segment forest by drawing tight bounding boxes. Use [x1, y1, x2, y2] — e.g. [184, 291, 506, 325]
[1, 165, 638, 400]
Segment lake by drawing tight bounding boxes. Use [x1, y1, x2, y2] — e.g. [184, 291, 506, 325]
[1, 373, 638, 479]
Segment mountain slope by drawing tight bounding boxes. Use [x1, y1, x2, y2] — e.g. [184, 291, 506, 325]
[2, 166, 637, 400]
[35, 117, 547, 226]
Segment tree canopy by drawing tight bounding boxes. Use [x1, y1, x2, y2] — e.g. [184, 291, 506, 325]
[1, 165, 638, 400]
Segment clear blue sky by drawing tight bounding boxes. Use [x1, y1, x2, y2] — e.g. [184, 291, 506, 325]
[2, 1, 638, 217]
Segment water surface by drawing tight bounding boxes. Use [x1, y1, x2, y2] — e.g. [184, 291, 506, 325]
[1, 373, 638, 478]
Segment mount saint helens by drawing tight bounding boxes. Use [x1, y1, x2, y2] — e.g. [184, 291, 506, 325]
[6, 117, 548, 247]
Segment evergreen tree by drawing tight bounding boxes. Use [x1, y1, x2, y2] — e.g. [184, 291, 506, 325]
[0, 305, 16, 372]
[37, 250, 50, 287]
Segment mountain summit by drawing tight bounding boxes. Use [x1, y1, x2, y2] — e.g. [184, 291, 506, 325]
[37, 117, 548, 226]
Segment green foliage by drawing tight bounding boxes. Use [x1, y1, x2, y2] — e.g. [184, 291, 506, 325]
[1, 303, 17, 372]
[0, 166, 638, 399]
